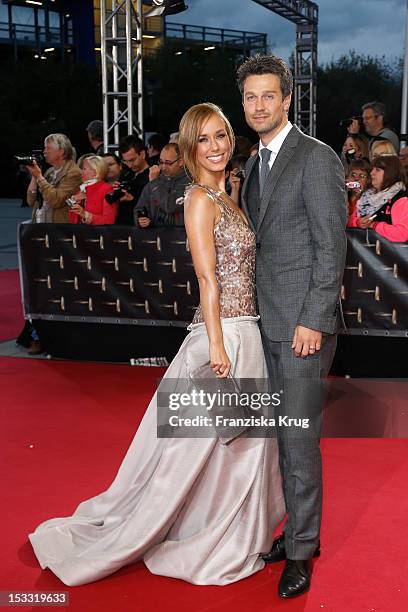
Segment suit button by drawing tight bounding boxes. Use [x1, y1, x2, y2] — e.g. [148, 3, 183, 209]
[256, 242, 261, 250]
[257, 207, 260, 212]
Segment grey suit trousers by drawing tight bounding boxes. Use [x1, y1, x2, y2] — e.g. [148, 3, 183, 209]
[261, 328, 337, 560]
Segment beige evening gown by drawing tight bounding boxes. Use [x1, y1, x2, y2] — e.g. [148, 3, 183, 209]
[29, 186, 285, 587]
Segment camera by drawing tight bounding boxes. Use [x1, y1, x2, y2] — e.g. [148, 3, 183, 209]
[234, 169, 245, 180]
[105, 181, 132, 204]
[339, 116, 362, 129]
[137, 207, 148, 218]
[14, 150, 45, 167]
[66, 197, 77, 208]
[346, 181, 361, 190]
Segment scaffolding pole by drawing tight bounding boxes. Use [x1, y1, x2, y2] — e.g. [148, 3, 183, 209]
[251, 0, 319, 136]
[100, 0, 143, 152]
[401, 0, 408, 148]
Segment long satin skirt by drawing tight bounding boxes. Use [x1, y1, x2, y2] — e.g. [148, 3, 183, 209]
[29, 316, 285, 587]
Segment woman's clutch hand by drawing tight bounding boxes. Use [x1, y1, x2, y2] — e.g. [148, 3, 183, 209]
[209, 342, 231, 379]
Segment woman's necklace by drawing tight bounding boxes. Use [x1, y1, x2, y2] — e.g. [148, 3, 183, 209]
[196, 183, 225, 197]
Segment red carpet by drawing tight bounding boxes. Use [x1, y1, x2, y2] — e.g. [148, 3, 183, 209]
[0, 269, 24, 341]
[1, 356, 408, 611]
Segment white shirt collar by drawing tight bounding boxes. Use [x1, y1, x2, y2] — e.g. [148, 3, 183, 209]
[258, 121, 293, 158]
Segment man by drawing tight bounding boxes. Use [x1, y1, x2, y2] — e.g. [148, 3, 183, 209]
[102, 152, 122, 184]
[147, 133, 167, 166]
[237, 54, 347, 599]
[86, 120, 104, 155]
[116, 136, 150, 225]
[361, 102, 400, 153]
[26, 133, 82, 224]
[134, 143, 189, 227]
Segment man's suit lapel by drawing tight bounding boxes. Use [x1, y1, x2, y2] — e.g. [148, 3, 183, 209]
[241, 154, 258, 232]
[257, 125, 301, 231]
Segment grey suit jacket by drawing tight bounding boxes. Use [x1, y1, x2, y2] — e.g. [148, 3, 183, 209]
[242, 125, 347, 342]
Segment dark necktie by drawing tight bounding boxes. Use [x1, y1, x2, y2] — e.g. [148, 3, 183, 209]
[259, 148, 272, 195]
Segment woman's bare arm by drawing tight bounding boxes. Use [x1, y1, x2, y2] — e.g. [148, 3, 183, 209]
[184, 188, 231, 377]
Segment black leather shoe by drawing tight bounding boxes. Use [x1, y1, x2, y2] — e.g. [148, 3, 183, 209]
[278, 559, 312, 598]
[262, 534, 321, 563]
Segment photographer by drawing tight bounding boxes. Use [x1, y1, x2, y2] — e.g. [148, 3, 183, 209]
[102, 152, 122, 184]
[133, 143, 189, 228]
[228, 154, 248, 207]
[26, 133, 82, 223]
[115, 136, 150, 225]
[348, 102, 400, 153]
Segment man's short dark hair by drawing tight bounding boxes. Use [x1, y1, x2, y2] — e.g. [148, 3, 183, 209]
[86, 120, 103, 140]
[162, 142, 180, 157]
[148, 133, 167, 152]
[236, 54, 293, 99]
[118, 135, 146, 156]
[362, 101, 386, 118]
[102, 152, 122, 165]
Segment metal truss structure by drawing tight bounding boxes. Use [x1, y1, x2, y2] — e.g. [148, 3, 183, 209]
[100, 0, 143, 151]
[99, 0, 318, 144]
[251, 1, 319, 136]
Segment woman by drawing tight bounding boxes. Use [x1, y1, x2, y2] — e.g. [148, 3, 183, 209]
[370, 138, 397, 160]
[342, 134, 370, 160]
[348, 154, 408, 242]
[345, 158, 370, 219]
[69, 156, 117, 225]
[341, 134, 370, 173]
[29, 103, 285, 587]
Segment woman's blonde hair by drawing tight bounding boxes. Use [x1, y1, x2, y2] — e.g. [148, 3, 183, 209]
[179, 103, 235, 182]
[82, 155, 109, 181]
[370, 139, 397, 161]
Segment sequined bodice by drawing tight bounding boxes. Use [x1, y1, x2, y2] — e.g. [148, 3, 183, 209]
[191, 185, 257, 325]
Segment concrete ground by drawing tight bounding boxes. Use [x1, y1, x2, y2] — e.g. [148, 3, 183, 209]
[0, 198, 31, 271]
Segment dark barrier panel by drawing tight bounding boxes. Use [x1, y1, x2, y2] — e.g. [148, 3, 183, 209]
[19, 224, 198, 327]
[342, 229, 408, 337]
[18, 224, 408, 367]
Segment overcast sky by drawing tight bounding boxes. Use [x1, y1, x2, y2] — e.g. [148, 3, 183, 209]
[169, 0, 406, 65]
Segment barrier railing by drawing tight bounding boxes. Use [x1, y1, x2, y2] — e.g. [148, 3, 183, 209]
[19, 224, 408, 337]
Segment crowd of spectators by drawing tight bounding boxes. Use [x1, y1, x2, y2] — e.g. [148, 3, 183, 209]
[24, 120, 251, 233]
[20, 101, 408, 354]
[341, 100, 408, 243]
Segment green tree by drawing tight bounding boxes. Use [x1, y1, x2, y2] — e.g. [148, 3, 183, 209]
[317, 52, 402, 152]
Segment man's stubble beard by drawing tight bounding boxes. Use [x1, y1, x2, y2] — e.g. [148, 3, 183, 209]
[249, 111, 287, 138]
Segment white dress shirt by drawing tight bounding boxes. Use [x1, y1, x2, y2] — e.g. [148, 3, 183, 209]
[258, 121, 293, 171]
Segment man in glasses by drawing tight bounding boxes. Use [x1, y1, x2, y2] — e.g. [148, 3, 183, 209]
[348, 102, 400, 155]
[134, 143, 189, 228]
[361, 101, 400, 153]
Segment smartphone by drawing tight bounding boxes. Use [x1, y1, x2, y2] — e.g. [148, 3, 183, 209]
[346, 181, 361, 190]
